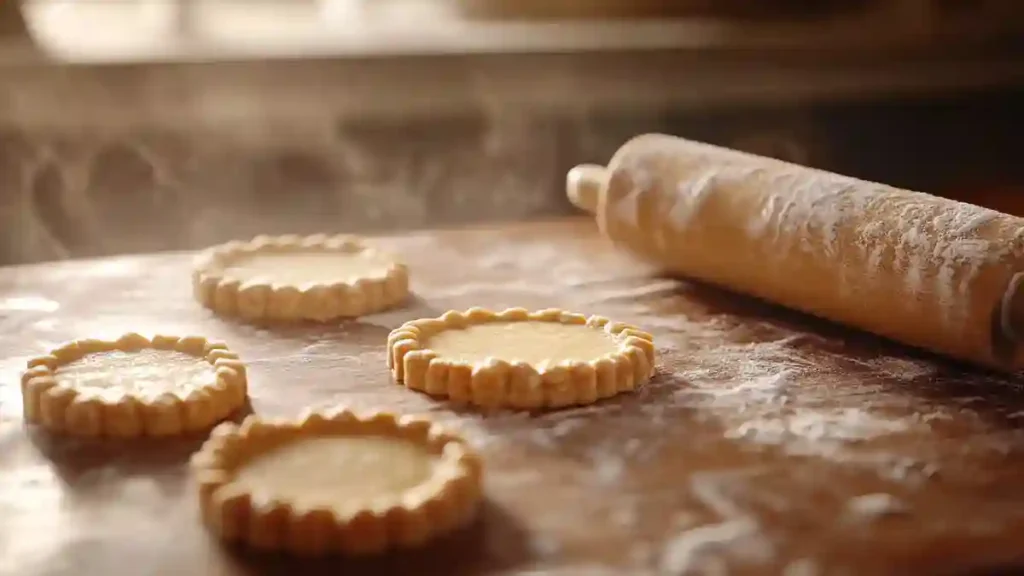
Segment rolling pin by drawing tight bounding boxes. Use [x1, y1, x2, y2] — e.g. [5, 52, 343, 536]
[567, 134, 1024, 371]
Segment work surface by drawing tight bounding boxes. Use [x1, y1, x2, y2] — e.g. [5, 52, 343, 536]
[2, 219, 1024, 576]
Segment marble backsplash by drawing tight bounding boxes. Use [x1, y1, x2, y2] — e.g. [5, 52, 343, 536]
[0, 56, 1022, 266]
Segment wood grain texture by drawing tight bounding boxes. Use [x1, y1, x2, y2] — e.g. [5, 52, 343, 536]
[0, 219, 1023, 575]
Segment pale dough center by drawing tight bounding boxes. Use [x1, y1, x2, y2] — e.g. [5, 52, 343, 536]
[54, 349, 215, 398]
[426, 321, 619, 365]
[221, 250, 393, 286]
[232, 436, 436, 510]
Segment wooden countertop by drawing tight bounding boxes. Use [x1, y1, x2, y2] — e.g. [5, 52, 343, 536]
[2, 218, 1024, 576]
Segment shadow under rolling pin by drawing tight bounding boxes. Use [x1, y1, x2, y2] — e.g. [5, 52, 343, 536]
[567, 134, 1024, 372]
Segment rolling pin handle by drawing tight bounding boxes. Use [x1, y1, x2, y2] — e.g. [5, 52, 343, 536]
[567, 164, 608, 214]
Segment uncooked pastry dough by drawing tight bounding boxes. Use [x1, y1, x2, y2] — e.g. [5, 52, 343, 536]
[220, 250, 395, 286]
[192, 409, 482, 556]
[55, 349, 216, 398]
[191, 234, 409, 322]
[20, 334, 247, 438]
[388, 307, 656, 409]
[426, 321, 619, 365]
[233, 436, 436, 510]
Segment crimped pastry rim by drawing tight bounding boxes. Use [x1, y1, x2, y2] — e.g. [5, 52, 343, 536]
[191, 233, 410, 321]
[191, 409, 483, 556]
[20, 333, 248, 437]
[387, 307, 656, 409]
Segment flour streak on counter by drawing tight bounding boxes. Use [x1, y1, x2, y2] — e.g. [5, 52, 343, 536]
[660, 517, 774, 576]
[663, 332, 931, 459]
[844, 493, 910, 521]
[621, 307, 944, 569]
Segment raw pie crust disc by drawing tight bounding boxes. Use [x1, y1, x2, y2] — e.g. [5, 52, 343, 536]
[192, 234, 410, 322]
[191, 409, 483, 556]
[388, 307, 656, 409]
[20, 334, 248, 438]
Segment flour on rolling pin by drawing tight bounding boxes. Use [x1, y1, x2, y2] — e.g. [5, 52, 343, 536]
[569, 134, 1024, 370]
[618, 144, 1005, 310]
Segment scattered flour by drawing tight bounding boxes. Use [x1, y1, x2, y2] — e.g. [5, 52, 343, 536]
[690, 470, 761, 518]
[446, 305, 937, 572]
[591, 453, 627, 486]
[783, 558, 821, 576]
[651, 469, 780, 574]
[844, 493, 910, 520]
[620, 307, 733, 337]
[474, 239, 634, 286]
[680, 370, 794, 409]
[659, 518, 774, 576]
[529, 534, 563, 558]
[578, 279, 684, 306]
[617, 309, 940, 570]
[652, 321, 930, 459]
[727, 408, 916, 451]
[419, 280, 558, 299]
[851, 356, 937, 381]
[610, 502, 638, 529]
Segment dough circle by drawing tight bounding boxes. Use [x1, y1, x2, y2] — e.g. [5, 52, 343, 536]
[20, 334, 248, 438]
[388, 307, 656, 409]
[426, 321, 620, 365]
[192, 234, 409, 322]
[233, 436, 435, 509]
[192, 410, 482, 556]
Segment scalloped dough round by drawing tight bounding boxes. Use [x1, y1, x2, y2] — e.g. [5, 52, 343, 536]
[193, 410, 482, 555]
[426, 321, 620, 365]
[55, 349, 216, 398]
[22, 335, 248, 438]
[388, 308, 656, 409]
[220, 250, 395, 286]
[193, 235, 410, 322]
[232, 436, 437, 511]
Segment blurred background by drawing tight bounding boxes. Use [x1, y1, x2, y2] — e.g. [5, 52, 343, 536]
[0, 0, 1022, 265]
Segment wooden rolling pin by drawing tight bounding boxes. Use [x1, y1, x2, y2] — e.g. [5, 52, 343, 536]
[567, 134, 1024, 371]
